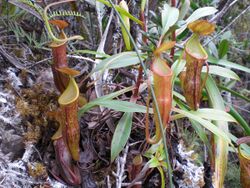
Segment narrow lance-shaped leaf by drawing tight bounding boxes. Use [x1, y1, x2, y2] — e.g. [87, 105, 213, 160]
[218, 39, 229, 59]
[119, 0, 131, 50]
[172, 107, 231, 143]
[96, 100, 150, 113]
[111, 112, 132, 162]
[171, 58, 186, 81]
[140, 0, 147, 12]
[202, 65, 240, 80]
[208, 56, 250, 74]
[176, 7, 217, 35]
[173, 97, 213, 159]
[218, 85, 250, 103]
[178, 0, 190, 21]
[78, 86, 134, 116]
[172, 108, 236, 122]
[161, 3, 179, 36]
[228, 106, 250, 135]
[96, 0, 143, 25]
[92, 52, 146, 73]
[205, 75, 229, 188]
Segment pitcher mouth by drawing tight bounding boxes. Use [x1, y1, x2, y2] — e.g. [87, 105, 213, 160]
[58, 77, 79, 106]
[151, 57, 173, 77]
[185, 34, 208, 61]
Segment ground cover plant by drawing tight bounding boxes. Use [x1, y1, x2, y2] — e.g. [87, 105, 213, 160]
[0, 0, 249, 187]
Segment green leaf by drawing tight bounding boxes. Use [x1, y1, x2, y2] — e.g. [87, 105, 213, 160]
[161, 4, 179, 36]
[106, 1, 174, 186]
[192, 108, 236, 122]
[158, 166, 166, 188]
[189, 119, 212, 157]
[1, 1, 16, 15]
[111, 112, 132, 162]
[172, 108, 231, 143]
[190, 2, 199, 10]
[96, 100, 149, 113]
[144, 142, 162, 158]
[218, 39, 229, 58]
[141, 0, 147, 12]
[208, 56, 250, 73]
[185, 6, 217, 23]
[97, 86, 134, 101]
[172, 60, 240, 81]
[205, 75, 229, 188]
[218, 84, 250, 103]
[171, 59, 186, 81]
[176, 6, 217, 35]
[173, 91, 186, 102]
[228, 106, 250, 136]
[92, 52, 145, 73]
[96, 0, 143, 25]
[208, 41, 219, 58]
[148, 157, 161, 168]
[78, 86, 134, 116]
[73, 50, 110, 58]
[119, 0, 132, 51]
[178, 0, 190, 21]
[202, 65, 240, 80]
[174, 97, 213, 159]
[172, 108, 236, 122]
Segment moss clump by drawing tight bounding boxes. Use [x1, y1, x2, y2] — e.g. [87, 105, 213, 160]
[27, 162, 48, 180]
[15, 84, 58, 143]
[224, 162, 240, 188]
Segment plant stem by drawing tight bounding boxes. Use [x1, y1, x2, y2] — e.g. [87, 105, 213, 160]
[171, 0, 176, 6]
[132, 10, 147, 100]
[107, 0, 174, 187]
[170, 0, 176, 61]
[132, 65, 143, 101]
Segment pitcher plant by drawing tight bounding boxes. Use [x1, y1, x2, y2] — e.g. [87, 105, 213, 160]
[180, 20, 215, 110]
[146, 42, 175, 144]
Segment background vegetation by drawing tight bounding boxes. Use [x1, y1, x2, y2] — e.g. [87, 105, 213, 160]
[0, 0, 249, 187]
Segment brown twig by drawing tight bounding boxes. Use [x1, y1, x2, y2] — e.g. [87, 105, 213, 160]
[131, 10, 148, 101]
[205, 4, 250, 46]
[209, 0, 239, 23]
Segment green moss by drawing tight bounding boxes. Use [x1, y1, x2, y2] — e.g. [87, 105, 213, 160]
[224, 162, 241, 188]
